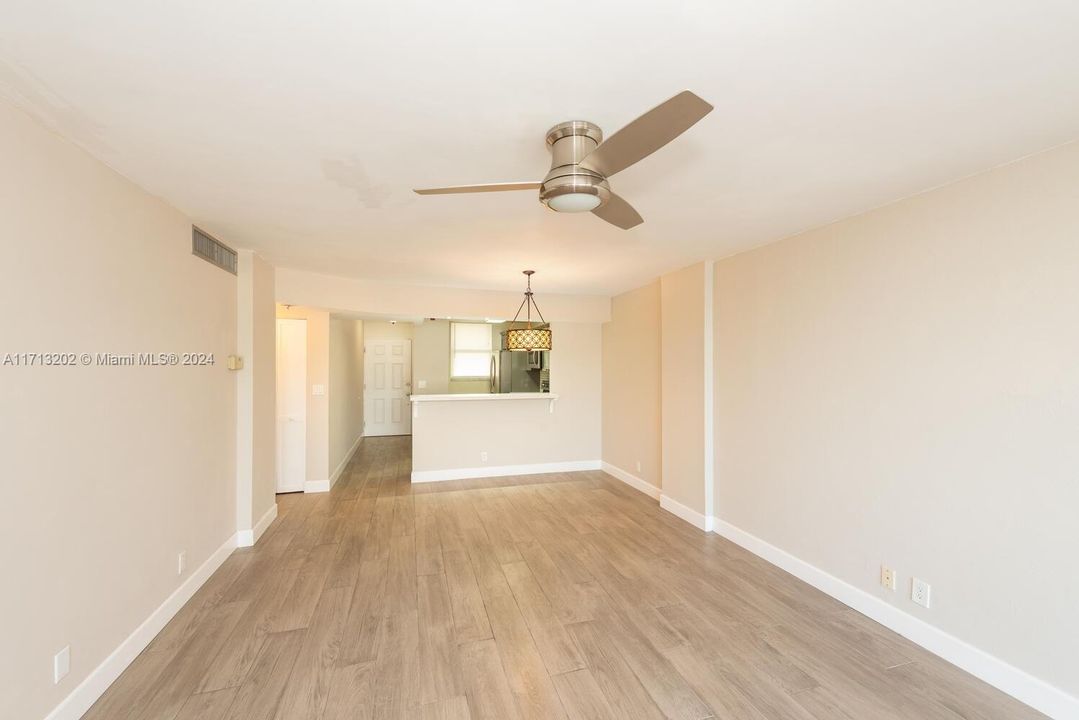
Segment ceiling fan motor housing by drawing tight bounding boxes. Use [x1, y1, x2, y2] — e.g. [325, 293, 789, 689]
[540, 121, 611, 211]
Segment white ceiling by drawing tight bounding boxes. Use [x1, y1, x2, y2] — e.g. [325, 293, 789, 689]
[2, 1, 1078, 295]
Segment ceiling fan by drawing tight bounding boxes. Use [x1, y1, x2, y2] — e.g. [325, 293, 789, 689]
[413, 90, 713, 230]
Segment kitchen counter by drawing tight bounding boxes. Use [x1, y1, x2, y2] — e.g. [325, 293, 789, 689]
[410, 392, 557, 405]
[407, 391, 599, 482]
[409, 391, 558, 419]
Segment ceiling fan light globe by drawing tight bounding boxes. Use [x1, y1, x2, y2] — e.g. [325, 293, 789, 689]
[539, 172, 610, 214]
[547, 192, 602, 213]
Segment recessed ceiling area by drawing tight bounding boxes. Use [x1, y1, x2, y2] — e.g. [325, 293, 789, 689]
[1, 0, 1077, 294]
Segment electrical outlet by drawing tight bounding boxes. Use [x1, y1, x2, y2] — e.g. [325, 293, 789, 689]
[880, 566, 896, 591]
[54, 646, 70, 684]
[911, 578, 931, 608]
[636, 460, 642, 473]
[480, 451, 488, 463]
[177, 551, 186, 576]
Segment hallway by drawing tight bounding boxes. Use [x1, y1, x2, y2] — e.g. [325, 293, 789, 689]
[84, 436, 1043, 719]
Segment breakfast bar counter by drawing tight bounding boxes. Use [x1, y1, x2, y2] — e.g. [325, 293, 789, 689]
[407, 391, 599, 483]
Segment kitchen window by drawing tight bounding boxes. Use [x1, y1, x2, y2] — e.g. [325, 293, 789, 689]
[450, 322, 492, 379]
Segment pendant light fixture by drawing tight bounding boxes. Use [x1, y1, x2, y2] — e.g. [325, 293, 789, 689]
[504, 270, 552, 351]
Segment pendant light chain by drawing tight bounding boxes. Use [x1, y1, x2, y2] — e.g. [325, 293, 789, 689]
[528, 272, 546, 326]
[505, 270, 553, 352]
[510, 270, 546, 329]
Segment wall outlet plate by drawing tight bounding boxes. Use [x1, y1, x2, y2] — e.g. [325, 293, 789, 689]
[912, 577, 931, 608]
[54, 646, 70, 684]
[177, 551, 186, 576]
[480, 451, 488, 463]
[880, 566, 896, 590]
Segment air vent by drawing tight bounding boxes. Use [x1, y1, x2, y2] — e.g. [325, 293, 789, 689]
[192, 226, 237, 275]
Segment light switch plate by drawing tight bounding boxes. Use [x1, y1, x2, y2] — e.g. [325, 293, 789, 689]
[312, 384, 325, 396]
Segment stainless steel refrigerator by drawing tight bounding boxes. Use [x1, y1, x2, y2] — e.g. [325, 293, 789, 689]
[491, 350, 547, 393]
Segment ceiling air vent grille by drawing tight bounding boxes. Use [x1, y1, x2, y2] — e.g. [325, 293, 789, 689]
[192, 226, 237, 275]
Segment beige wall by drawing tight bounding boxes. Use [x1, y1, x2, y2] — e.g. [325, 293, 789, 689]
[0, 101, 238, 719]
[249, 257, 277, 522]
[660, 263, 708, 514]
[601, 281, 662, 489]
[276, 306, 330, 487]
[449, 379, 490, 393]
[411, 322, 601, 472]
[329, 317, 364, 477]
[413, 319, 497, 395]
[714, 141, 1079, 698]
[249, 255, 277, 525]
[276, 267, 611, 323]
[363, 320, 415, 342]
[236, 251, 277, 533]
[413, 320, 451, 394]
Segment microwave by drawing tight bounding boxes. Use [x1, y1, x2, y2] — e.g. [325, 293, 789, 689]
[527, 351, 544, 370]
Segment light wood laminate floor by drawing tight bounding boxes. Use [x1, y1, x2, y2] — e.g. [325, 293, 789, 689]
[85, 436, 1044, 720]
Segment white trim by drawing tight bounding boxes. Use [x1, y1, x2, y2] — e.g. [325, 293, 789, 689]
[328, 433, 363, 487]
[659, 493, 715, 532]
[236, 503, 278, 548]
[714, 520, 1078, 720]
[601, 462, 661, 500]
[304, 478, 330, 493]
[306, 432, 364, 493]
[44, 533, 239, 720]
[411, 459, 601, 484]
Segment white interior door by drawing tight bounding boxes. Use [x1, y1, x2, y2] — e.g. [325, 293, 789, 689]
[364, 339, 412, 436]
[276, 318, 307, 493]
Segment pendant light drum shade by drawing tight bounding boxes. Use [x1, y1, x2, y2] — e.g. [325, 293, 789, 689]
[504, 326, 552, 351]
[505, 270, 552, 351]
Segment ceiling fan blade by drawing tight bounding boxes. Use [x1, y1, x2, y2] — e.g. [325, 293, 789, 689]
[579, 90, 713, 178]
[413, 182, 541, 195]
[592, 192, 643, 229]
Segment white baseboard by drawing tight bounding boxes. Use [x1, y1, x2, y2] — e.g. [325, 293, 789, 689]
[45, 533, 239, 720]
[714, 520, 1078, 720]
[601, 462, 661, 499]
[329, 434, 363, 488]
[306, 435, 364, 494]
[411, 459, 601, 484]
[659, 493, 715, 532]
[237, 502, 278, 548]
